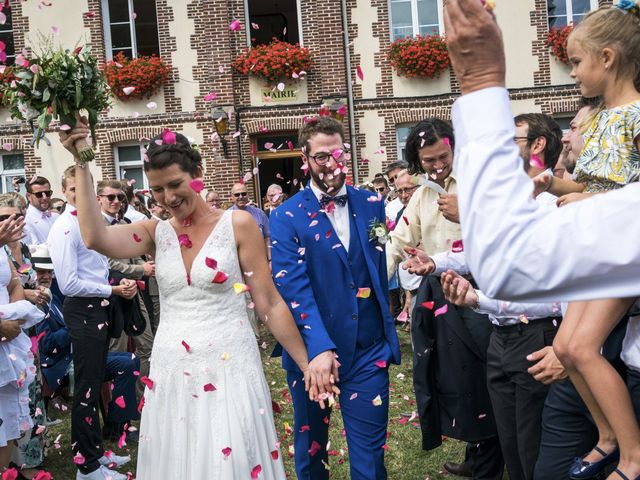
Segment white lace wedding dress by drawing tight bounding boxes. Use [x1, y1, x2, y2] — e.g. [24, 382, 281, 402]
[136, 210, 285, 479]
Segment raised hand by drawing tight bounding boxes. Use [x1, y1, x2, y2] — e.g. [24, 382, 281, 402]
[440, 269, 479, 308]
[402, 246, 435, 276]
[58, 115, 90, 160]
[0, 214, 26, 246]
[444, 0, 505, 95]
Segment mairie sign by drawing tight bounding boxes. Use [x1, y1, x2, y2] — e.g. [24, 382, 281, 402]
[261, 86, 298, 103]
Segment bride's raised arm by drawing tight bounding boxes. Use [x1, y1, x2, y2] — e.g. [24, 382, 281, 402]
[59, 120, 156, 260]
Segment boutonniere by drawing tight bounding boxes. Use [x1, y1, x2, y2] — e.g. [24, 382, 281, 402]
[368, 218, 390, 247]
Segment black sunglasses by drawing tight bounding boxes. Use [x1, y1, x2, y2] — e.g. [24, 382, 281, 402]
[233, 192, 248, 198]
[53, 205, 64, 212]
[0, 213, 24, 222]
[99, 194, 126, 202]
[32, 190, 53, 199]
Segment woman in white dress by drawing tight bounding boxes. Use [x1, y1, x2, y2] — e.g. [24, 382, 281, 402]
[61, 125, 330, 479]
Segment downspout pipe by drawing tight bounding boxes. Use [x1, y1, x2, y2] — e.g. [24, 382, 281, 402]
[340, 0, 359, 184]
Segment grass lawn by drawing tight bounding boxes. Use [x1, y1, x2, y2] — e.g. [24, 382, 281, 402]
[44, 327, 466, 479]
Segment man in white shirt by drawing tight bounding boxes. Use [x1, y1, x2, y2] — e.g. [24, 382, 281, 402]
[24, 176, 58, 245]
[120, 181, 148, 223]
[384, 160, 408, 222]
[444, 0, 640, 302]
[48, 166, 138, 480]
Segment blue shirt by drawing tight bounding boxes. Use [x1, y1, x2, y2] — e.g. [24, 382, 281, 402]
[231, 204, 270, 238]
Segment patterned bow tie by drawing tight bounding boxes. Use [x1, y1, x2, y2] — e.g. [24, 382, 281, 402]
[41, 211, 51, 219]
[319, 193, 348, 209]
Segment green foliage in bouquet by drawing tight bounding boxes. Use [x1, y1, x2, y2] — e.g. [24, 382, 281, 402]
[1, 40, 111, 162]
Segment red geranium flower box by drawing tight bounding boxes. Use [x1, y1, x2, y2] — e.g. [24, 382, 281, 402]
[232, 39, 312, 83]
[103, 52, 170, 101]
[546, 24, 573, 65]
[388, 34, 450, 79]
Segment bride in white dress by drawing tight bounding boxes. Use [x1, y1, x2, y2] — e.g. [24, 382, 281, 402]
[62, 126, 328, 479]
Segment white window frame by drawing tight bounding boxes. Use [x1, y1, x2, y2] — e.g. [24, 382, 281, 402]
[388, 0, 445, 42]
[548, 0, 598, 26]
[0, 153, 25, 194]
[243, 0, 304, 47]
[114, 143, 149, 190]
[396, 123, 416, 163]
[101, 0, 159, 59]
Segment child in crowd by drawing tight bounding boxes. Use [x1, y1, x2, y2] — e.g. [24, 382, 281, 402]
[547, 4, 640, 480]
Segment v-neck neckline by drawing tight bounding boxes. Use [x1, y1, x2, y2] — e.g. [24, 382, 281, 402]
[167, 210, 228, 282]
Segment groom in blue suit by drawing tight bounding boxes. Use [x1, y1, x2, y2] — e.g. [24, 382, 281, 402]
[270, 117, 401, 479]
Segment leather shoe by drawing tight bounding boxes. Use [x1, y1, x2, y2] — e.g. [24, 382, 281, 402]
[443, 461, 473, 478]
[569, 446, 619, 479]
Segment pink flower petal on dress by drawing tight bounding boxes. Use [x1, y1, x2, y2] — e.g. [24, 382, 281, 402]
[251, 465, 262, 479]
[203, 383, 216, 392]
[271, 450, 279, 460]
[212, 271, 229, 284]
[189, 178, 205, 193]
[181, 340, 191, 352]
[178, 234, 192, 248]
[451, 240, 464, 253]
[205, 257, 218, 269]
[140, 376, 154, 390]
[434, 304, 448, 317]
[222, 447, 232, 458]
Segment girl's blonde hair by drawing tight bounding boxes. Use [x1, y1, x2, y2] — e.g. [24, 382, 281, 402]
[571, 6, 640, 91]
[0, 192, 26, 212]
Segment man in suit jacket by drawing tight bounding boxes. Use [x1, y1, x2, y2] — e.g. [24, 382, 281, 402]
[270, 117, 401, 480]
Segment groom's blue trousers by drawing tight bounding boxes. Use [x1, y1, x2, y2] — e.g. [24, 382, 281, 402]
[287, 338, 392, 480]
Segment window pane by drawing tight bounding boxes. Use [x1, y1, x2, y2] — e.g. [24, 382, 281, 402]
[572, 13, 587, 24]
[548, 0, 567, 17]
[549, 14, 568, 27]
[133, 0, 159, 56]
[2, 154, 24, 171]
[572, 0, 591, 16]
[118, 146, 142, 163]
[112, 48, 134, 58]
[111, 23, 133, 50]
[119, 166, 144, 189]
[417, 0, 439, 34]
[390, 0, 413, 38]
[108, 0, 131, 23]
[247, 0, 299, 47]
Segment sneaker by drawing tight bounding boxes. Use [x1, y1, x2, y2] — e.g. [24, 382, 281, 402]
[76, 465, 128, 480]
[98, 452, 131, 468]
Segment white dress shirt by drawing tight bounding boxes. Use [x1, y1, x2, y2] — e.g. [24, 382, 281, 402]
[24, 204, 58, 245]
[310, 182, 350, 252]
[453, 87, 640, 302]
[125, 204, 148, 223]
[47, 205, 112, 298]
[385, 197, 403, 223]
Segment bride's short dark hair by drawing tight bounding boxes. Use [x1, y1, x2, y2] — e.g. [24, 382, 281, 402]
[144, 131, 202, 177]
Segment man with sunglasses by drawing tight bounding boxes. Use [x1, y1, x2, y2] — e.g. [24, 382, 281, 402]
[270, 117, 401, 479]
[229, 182, 270, 258]
[24, 176, 58, 245]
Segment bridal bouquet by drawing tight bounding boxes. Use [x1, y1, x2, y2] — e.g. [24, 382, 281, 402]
[1, 41, 111, 162]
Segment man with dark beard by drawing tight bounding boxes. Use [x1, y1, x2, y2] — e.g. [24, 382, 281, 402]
[270, 117, 401, 479]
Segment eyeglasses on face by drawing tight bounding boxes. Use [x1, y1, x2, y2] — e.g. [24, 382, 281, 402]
[397, 186, 417, 195]
[53, 205, 64, 212]
[0, 213, 24, 222]
[388, 175, 398, 183]
[233, 192, 248, 198]
[513, 136, 531, 143]
[308, 147, 349, 166]
[99, 194, 126, 202]
[32, 190, 53, 199]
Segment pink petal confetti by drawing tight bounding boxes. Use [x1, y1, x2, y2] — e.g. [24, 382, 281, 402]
[114, 395, 126, 408]
[203, 383, 217, 392]
[529, 154, 545, 170]
[122, 86, 136, 96]
[32, 471, 53, 480]
[212, 271, 229, 284]
[308, 440, 322, 456]
[146, 101, 157, 110]
[205, 257, 218, 269]
[356, 288, 371, 298]
[132, 233, 142, 243]
[222, 447, 232, 458]
[271, 450, 279, 460]
[251, 22, 260, 30]
[349, 393, 358, 400]
[186, 273, 191, 286]
[372, 394, 382, 406]
[117, 429, 127, 448]
[434, 304, 449, 317]
[397, 310, 409, 323]
[51, 25, 60, 34]
[356, 65, 364, 81]
[442, 137, 451, 147]
[421, 301, 435, 310]
[229, 19, 242, 31]
[100, 299, 110, 307]
[181, 340, 191, 352]
[374, 360, 387, 368]
[277, 82, 285, 92]
[451, 239, 464, 252]
[204, 91, 218, 102]
[72, 452, 85, 465]
[140, 376, 154, 390]
[178, 234, 192, 248]
[161, 128, 177, 145]
[251, 465, 262, 479]
[1, 143, 12, 151]
[189, 178, 205, 193]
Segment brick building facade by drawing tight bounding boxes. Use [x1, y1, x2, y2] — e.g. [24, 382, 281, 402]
[0, 0, 612, 205]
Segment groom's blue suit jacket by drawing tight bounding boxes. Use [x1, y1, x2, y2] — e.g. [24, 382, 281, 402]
[270, 184, 401, 374]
